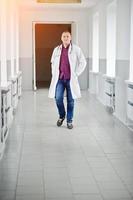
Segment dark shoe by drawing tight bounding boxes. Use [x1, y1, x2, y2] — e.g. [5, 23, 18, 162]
[67, 122, 73, 129]
[57, 117, 65, 127]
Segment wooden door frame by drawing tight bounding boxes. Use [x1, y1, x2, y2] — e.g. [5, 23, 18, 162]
[32, 21, 78, 90]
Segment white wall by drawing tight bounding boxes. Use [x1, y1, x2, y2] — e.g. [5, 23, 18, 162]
[106, 0, 116, 77]
[0, 0, 19, 84]
[19, 7, 89, 90]
[130, 0, 133, 81]
[89, 0, 107, 102]
[115, 0, 130, 124]
[88, 0, 112, 60]
[88, 0, 131, 124]
[116, 0, 130, 61]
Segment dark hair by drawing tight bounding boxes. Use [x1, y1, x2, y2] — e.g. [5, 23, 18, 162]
[62, 30, 71, 35]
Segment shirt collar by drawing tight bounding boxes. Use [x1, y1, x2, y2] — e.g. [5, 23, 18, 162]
[62, 44, 70, 49]
[59, 43, 72, 53]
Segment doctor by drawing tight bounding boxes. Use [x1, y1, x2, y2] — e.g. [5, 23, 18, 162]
[48, 31, 86, 129]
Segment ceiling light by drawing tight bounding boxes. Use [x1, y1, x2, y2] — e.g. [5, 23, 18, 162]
[37, 0, 81, 3]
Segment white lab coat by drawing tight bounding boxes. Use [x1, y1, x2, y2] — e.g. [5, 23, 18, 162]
[48, 43, 87, 99]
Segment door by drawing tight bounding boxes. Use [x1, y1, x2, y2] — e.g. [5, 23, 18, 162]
[34, 23, 71, 89]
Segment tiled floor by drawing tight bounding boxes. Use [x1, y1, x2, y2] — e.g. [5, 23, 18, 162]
[0, 89, 133, 200]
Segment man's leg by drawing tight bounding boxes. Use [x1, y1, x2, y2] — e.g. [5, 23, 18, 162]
[55, 80, 65, 126]
[66, 80, 74, 128]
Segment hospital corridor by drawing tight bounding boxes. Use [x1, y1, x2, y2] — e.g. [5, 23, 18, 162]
[0, 0, 133, 200]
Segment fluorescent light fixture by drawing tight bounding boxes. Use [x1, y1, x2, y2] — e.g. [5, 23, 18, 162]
[37, 0, 81, 3]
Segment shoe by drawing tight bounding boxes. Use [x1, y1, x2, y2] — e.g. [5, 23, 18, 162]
[57, 117, 65, 127]
[67, 122, 73, 129]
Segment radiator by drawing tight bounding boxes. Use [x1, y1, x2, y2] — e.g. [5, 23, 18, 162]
[17, 72, 22, 97]
[1, 83, 13, 142]
[104, 78, 115, 110]
[127, 84, 133, 121]
[11, 78, 18, 110]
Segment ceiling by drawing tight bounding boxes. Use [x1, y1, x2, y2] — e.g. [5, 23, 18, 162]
[19, 0, 99, 9]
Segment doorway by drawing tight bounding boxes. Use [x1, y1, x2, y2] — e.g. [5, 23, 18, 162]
[34, 23, 71, 89]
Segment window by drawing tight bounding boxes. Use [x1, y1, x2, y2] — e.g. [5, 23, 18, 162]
[0, 0, 7, 83]
[106, 0, 116, 77]
[92, 12, 99, 73]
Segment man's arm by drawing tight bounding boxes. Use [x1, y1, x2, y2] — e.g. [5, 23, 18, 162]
[76, 48, 87, 76]
[50, 48, 57, 76]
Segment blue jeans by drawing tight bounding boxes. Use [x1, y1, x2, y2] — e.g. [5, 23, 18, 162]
[55, 79, 74, 123]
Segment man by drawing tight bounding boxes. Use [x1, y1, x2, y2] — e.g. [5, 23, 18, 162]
[48, 31, 86, 129]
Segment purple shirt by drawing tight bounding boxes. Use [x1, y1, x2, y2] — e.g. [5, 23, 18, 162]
[59, 45, 71, 80]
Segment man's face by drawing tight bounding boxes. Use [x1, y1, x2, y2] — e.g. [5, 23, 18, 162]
[61, 32, 71, 46]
